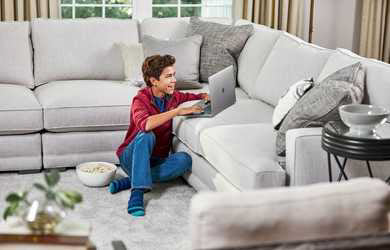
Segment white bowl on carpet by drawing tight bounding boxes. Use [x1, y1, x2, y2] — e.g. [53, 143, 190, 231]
[339, 104, 389, 136]
[76, 162, 117, 187]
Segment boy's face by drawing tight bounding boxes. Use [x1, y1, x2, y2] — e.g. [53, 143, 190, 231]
[151, 66, 176, 95]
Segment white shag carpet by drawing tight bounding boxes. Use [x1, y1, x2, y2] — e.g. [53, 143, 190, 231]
[0, 169, 197, 250]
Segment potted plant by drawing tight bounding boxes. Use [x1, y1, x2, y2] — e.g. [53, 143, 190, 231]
[3, 170, 82, 234]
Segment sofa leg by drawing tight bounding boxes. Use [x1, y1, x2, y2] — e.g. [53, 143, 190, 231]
[18, 169, 42, 175]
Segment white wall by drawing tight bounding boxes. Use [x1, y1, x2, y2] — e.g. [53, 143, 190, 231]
[312, 0, 362, 53]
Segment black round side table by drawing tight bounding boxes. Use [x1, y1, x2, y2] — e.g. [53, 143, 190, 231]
[321, 120, 390, 183]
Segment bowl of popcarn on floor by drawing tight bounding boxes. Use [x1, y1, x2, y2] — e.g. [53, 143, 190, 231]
[76, 162, 117, 187]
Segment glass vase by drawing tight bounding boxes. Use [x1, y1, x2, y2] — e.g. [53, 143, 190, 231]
[24, 199, 66, 234]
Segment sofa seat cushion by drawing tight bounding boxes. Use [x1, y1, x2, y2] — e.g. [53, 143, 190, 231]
[173, 94, 273, 156]
[34, 81, 139, 132]
[200, 123, 286, 190]
[0, 84, 43, 135]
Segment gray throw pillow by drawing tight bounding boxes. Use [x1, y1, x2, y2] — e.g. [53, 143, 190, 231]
[276, 62, 365, 156]
[186, 17, 253, 82]
[142, 34, 203, 82]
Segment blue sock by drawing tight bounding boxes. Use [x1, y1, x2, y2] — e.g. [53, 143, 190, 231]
[109, 178, 131, 194]
[128, 189, 145, 217]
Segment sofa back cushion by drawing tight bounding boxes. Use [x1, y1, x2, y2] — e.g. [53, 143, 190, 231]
[235, 20, 281, 97]
[31, 18, 139, 85]
[0, 22, 34, 89]
[140, 17, 188, 40]
[140, 17, 231, 40]
[318, 49, 390, 110]
[253, 32, 332, 106]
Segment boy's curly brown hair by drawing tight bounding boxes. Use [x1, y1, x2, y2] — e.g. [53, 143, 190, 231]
[142, 55, 176, 87]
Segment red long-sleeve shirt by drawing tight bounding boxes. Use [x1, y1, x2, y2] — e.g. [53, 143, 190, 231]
[116, 87, 203, 158]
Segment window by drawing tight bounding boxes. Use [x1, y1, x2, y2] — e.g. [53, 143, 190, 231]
[60, 0, 133, 19]
[152, 0, 232, 18]
[60, 0, 232, 19]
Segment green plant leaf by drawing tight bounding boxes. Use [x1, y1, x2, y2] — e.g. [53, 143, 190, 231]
[56, 191, 75, 210]
[33, 183, 47, 192]
[46, 190, 56, 200]
[3, 202, 19, 220]
[45, 170, 60, 187]
[63, 191, 83, 203]
[21, 191, 28, 199]
[3, 206, 12, 220]
[6, 193, 22, 203]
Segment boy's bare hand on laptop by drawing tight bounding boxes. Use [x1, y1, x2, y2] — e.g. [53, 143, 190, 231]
[176, 106, 203, 115]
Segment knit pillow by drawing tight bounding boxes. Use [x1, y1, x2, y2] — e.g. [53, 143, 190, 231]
[276, 62, 365, 156]
[186, 17, 253, 82]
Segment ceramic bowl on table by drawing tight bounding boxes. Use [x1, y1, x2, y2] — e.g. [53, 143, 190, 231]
[339, 104, 389, 136]
[76, 162, 117, 187]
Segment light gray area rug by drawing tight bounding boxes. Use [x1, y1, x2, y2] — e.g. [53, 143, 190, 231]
[0, 169, 197, 250]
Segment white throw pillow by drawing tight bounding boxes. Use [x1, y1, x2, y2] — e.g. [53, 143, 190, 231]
[116, 43, 145, 87]
[142, 34, 203, 82]
[272, 78, 314, 130]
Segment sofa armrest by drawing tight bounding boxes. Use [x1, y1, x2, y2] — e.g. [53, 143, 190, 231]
[285, 127, 328, 186]
[190, 178, 390, 250]
[285, 127, 390, 186]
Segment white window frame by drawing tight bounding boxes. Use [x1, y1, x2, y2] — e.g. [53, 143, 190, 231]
[60, 0, 232, 20]
[152, 1, 232, 18]
[60, 0, 133, 19]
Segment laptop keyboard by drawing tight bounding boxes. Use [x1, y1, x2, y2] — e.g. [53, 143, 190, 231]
[192, 100, 211, 114]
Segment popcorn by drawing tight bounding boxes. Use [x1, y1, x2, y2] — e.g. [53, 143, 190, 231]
[80, 164, 114, 173]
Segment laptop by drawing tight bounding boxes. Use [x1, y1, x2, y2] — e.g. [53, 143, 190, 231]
[183, 65, 236, 118]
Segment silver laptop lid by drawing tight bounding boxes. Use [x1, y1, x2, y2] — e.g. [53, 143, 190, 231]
[208, 65, 236, 116]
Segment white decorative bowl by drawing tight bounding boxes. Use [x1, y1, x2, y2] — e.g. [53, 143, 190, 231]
[76, 162, 117, 187]
[339, 104, 389, 136]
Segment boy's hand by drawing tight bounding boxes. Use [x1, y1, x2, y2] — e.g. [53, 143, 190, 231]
[177, 106, 203, 116]
[200, 93, 209, 101]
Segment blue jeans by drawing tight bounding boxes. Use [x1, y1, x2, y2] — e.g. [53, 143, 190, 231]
[118, 132, 192, 190]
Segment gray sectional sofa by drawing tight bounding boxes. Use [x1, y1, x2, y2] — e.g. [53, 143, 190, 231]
[1, 17, 390, 191]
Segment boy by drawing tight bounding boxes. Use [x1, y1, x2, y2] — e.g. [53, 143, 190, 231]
[110, 54, 209, 217]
